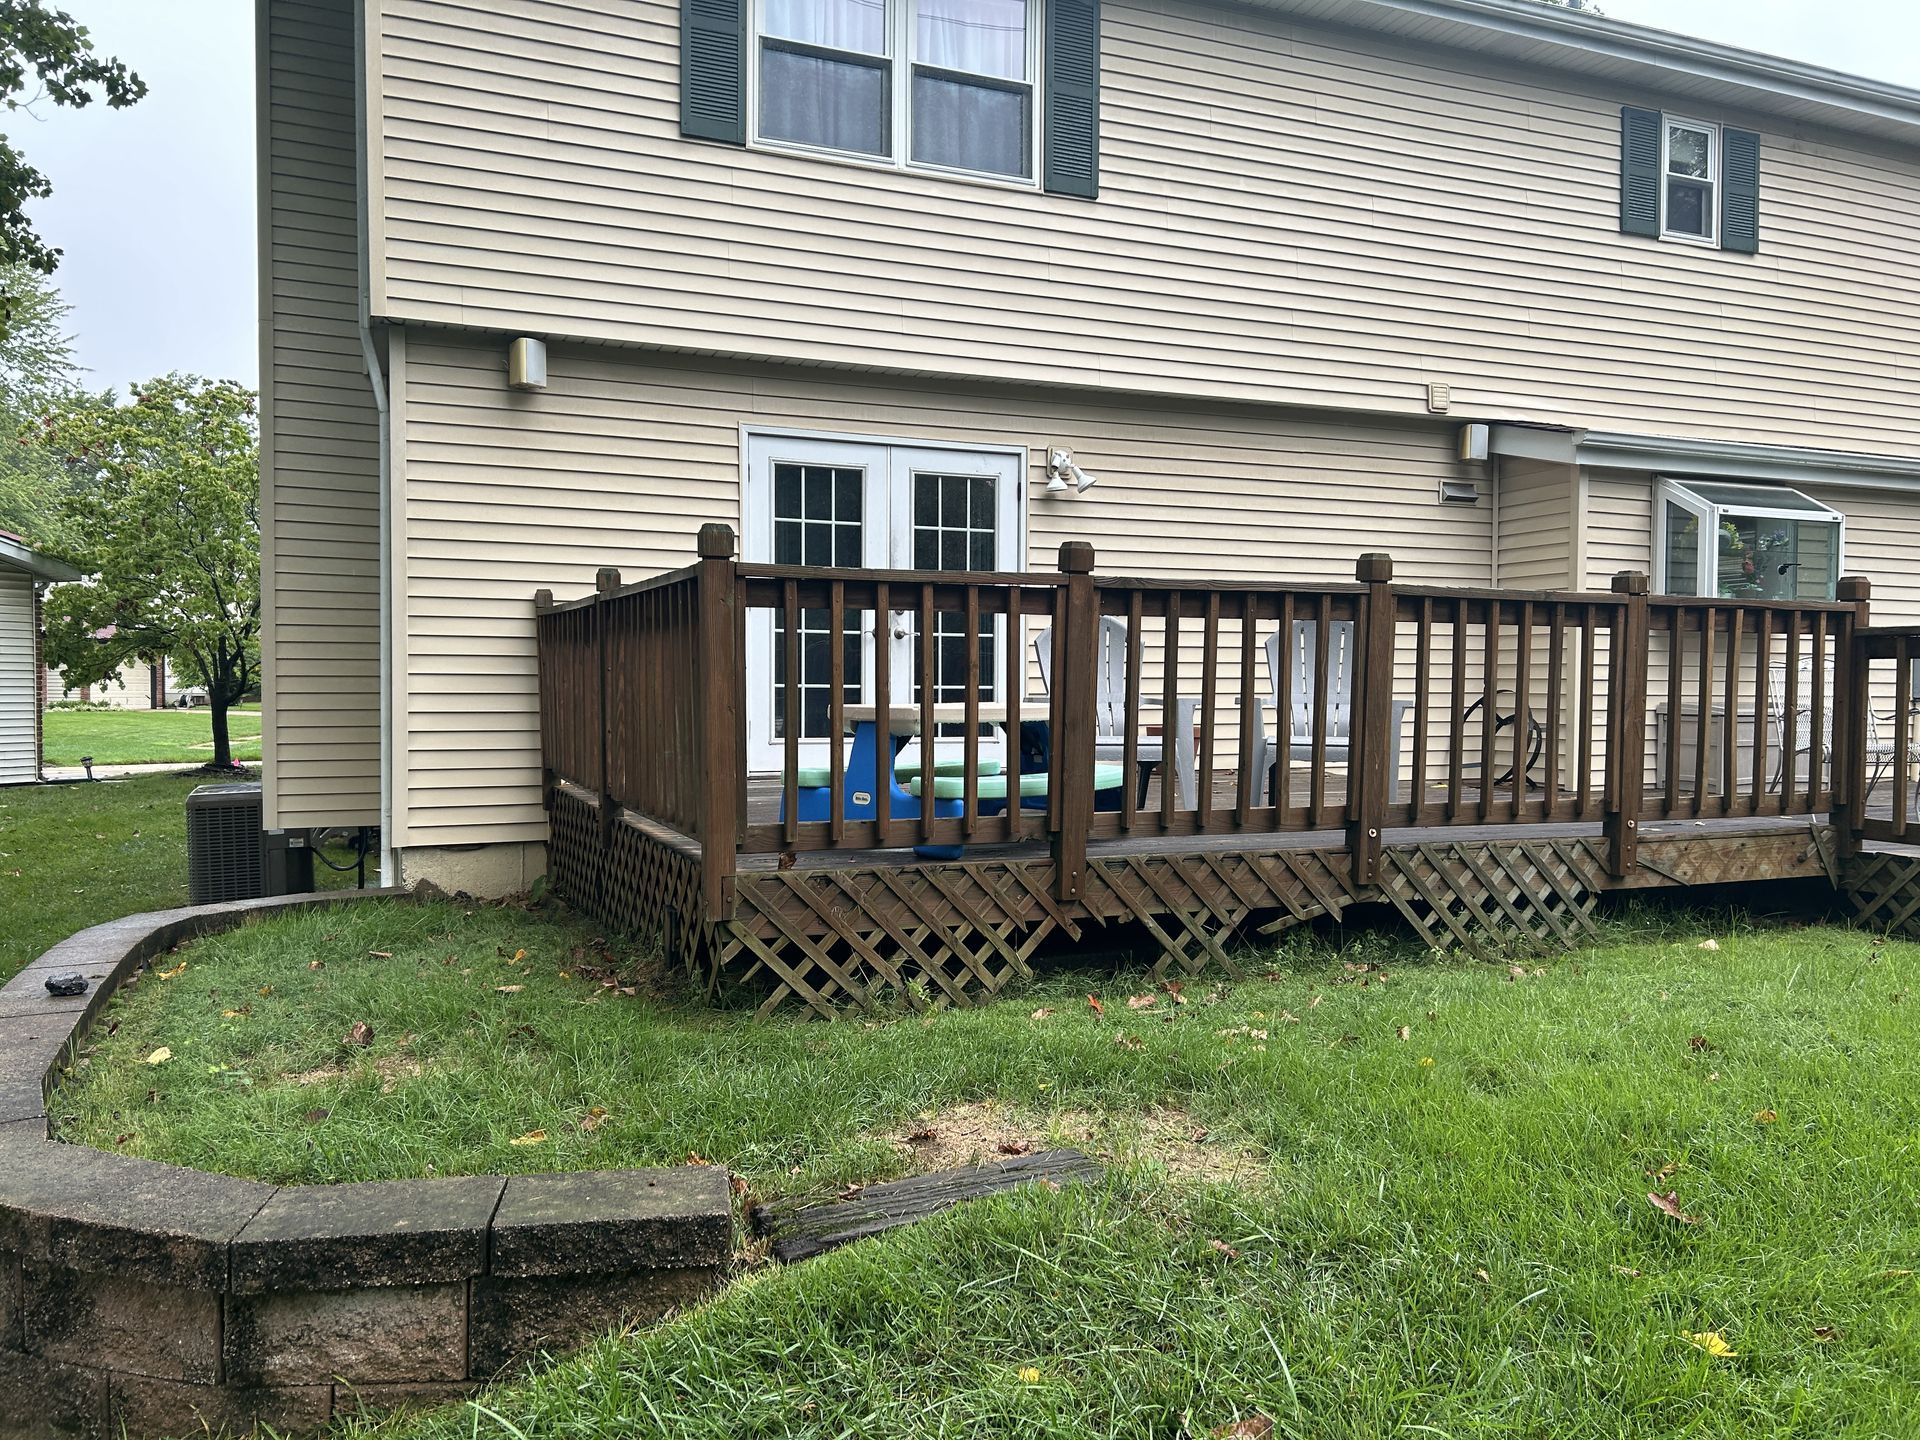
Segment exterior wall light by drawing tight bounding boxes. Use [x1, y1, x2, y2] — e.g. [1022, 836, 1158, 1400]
[508, 337, 549, 391]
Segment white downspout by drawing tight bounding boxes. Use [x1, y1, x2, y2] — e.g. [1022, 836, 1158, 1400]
[353, 0, 395, 886]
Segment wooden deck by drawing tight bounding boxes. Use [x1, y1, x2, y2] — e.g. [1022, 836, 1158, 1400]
[536, 530, 1920, 1017]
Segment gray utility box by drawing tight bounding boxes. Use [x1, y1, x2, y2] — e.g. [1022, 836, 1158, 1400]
[186, 783, 316, 903]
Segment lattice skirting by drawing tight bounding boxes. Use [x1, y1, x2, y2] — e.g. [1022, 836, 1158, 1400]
[1839, 851, 1920, 940]
[1379, 838, 1606, 961]
[717, 848, 1362, 1019]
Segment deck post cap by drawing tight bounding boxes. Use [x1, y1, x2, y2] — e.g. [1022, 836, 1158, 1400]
[1355, 552, 1393, 584]
[1611, 571, 1650, 595]
[1838, 575, 1871, 601]
[697, 524, 737, 560]
[1057, 541, 1095, 574]
[595, 567, 622, 594]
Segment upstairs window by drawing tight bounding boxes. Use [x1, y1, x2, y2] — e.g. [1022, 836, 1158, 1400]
[753, 0, 1040, 183]
[1656, 479, 1845, 602]
[1662, 118, 1717, 244]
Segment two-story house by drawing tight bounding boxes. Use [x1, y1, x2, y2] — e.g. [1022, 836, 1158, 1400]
[257, 0, 1920, 894]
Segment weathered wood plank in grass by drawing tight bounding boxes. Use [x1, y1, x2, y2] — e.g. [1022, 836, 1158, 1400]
[752, 1150, 1105, 1264]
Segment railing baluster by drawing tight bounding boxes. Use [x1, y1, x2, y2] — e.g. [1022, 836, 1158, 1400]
[1722, 607, 1743, 817]
[1277, 593, 1295, 823]
[1123, 591, 1143, 831]
[1162, 595, 1181, 828]
[1811, 613, 1829, 808]
[1576, 605, 1595, 819]
[1782, 616, 1801, 812]
[1693, 607, 1714, 818]
[1897, 647, 1913, 840]
[1544, 603, 1565, 819]
[919, 581, 937, 846]
[1751, 610, 1772, 816]
[1310, 604, 1330, 828]
[1448, 599, 1465, 822]
[874, 580, 892, 844]
[829, 580, 847, 844]
[1412, 597, 1432, 823]
[964, 584, 981, 839]
[1199, 592, 1221, 831]
[1512, 600, 1533, 822]
[782, 578, 801, 848]
[1004, 582, 1024, 847]
[1478, 599, 1498, 824]
[1237, 594, 1257, 827]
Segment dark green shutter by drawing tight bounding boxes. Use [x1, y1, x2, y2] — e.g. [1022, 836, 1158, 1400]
[1044, 0, 1100, 198]
[1721, 127, 1761, 254]
[1620, 106, 1662, 237]
[682, 0, 747, 145]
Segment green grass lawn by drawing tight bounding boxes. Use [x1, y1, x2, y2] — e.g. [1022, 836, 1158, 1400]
[53, 897, 1920, 1438]
[2, 769, 370, 981]
[41, 706, 263, 767]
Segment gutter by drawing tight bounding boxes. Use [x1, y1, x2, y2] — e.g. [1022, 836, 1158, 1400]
[1256, 0, 1920, 139]
[353, 0, 396, 888]
[1489, 424, 1920, 495]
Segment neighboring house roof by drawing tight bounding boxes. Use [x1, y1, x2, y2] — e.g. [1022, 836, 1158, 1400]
[1256, 0, 1920, 146]
[0, 530, 80, 584]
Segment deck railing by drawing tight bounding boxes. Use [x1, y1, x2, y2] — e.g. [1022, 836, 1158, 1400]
[537, 524, 1877, 921]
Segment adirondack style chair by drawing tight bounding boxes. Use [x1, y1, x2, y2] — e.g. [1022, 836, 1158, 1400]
[1249, 620, 1411, 806]
[1033, 617, 1191, 808]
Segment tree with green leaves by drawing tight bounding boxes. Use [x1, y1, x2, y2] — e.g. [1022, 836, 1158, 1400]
[0, 3, 144, 306]
[42, 376, 260, 769]
[0, 260, 86, 548]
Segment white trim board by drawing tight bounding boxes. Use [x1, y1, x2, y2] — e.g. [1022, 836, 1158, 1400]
[1489, 425, 1920, 496]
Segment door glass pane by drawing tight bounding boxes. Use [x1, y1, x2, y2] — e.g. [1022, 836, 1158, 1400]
[760, 46, 889, 156]
[1664, 501, 1699, 595]
[772, 463, 864, 739]
[911, 472, 998, 708]
[912, 72, 1029, 177]
[762, 0, 886, 53]
[916, 0, 1027, 79]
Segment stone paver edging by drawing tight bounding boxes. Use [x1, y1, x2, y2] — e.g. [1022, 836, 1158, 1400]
[0, 892, 733, 1440]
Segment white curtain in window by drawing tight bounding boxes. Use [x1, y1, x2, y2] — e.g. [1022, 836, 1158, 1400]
[762, 0, 887, 54]
[916, 0, 1027, 79]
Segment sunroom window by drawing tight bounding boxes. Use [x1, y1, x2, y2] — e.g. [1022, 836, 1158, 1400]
[754, 0, 1038, 182]
[1656, 479, 1844, 601]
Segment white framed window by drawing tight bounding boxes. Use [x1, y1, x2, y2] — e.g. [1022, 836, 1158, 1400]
[1654, 479, 1845, 601]
[1661, 117, 1718, 245]
[751, 0, 1041, 185]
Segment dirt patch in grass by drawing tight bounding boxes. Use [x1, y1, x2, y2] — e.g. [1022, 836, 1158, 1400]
[885, 1101, 1264, 1186]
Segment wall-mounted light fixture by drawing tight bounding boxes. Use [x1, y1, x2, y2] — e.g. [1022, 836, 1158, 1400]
[508, 337, 549, 391]
[1457, 422, 1491, 463]
[1046, 447, 1099, 496]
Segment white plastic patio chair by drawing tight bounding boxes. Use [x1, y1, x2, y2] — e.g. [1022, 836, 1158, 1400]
[1033, 617, 1197, 808]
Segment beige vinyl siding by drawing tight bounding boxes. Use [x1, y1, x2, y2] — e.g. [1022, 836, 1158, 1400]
[373, 0, 1920, 457]
[1496, 459, 1577, 590]
[260, 0, 382, 826]
[0, 572, 36, 786]
[392, 335, 1484, 847]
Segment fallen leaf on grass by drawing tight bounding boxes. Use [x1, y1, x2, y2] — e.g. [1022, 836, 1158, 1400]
[687, 1152, 717, 1167]
[257, 986, 273, 998]
[1754, 1108, 1778, 1124]
[1086, 994, 1104, 1016]
[1648, 1191, 1698, 1225]
[1688, 1035, 1714, 1052]
[1017, 1367, 1042, 1385]
[303, 1108, 330, 1124]
[368, 950, 393, 959]
[342, 1021, 375, 1048]
[155, 962, 186, 981]
[1162, 980, 1188, 1005]
[998, 1140, 1034, 1156]
[1697, 939, 1720, 952]
[578, 1107, 610, 1132]
[1126, 994, 1157, 1010]
[1278, 1011, 1300, 1025]
[1813, 1325, 1840, 1342]
[906, 1124, 937, 1144]
[1208, 1239, 1240, 1260]
[1685, 1331, 1737, 1358]
[1395, 1025, 1411, 1041]
[308, 960, 324, 971]
[1307, 995, 1322, 1009]
[495, 985, 525, 995]
[1114, 1032, 1144, 1051]
[1612, 1265, 1644, 1279]
[1211, 1419, 1274, 1439]
[220, 1008, 249, 1019]
[1030, 1008, 1054, 1021]
[1419, 1056, 1436, 1068]
[509, 1130, 548, 1147]
[512, 949, 528, 963]
[145, 1048, 172, 1066]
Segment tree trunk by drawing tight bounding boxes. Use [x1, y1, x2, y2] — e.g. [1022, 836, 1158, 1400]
[209, 693, 233, 770]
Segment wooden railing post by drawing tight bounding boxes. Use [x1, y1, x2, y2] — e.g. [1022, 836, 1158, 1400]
[1053, 541, 1098, 902]
[1833, 575, 1872, 856]
[1604, 571, 1650, 879]
[1348, 553, 1395, 885]
[534, 589, 555, 814]
[594, 568, 621, 907]
[696, 524, 742, 920]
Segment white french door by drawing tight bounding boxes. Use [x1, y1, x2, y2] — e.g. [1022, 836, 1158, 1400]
[743, 432, 1024, 773]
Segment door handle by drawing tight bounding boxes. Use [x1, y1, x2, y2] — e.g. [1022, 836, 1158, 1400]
[891, 610, 912, 641]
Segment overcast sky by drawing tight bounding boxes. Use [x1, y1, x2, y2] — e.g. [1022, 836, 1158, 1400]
[12, 0, 1920, 395]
